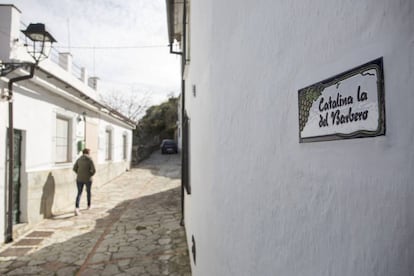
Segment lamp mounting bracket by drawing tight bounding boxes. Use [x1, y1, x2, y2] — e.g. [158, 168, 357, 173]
[0, 62, 35, 77]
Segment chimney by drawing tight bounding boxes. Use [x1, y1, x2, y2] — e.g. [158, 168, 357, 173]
[80, 67, 88, 84]
[58, 52, 72, 73]
[0, 5, 23, 61]
[88, 76, 99, 91]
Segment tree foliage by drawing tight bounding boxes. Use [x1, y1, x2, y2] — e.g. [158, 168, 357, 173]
[134, 96, 178, 146]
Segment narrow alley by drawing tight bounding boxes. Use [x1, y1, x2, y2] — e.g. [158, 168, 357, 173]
[0, 152, 191, 275]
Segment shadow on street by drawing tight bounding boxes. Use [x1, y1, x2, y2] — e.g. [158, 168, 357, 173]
[0, 151, 190, 275]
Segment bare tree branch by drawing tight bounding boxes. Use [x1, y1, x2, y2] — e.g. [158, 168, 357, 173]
[100, 89, 151, 123]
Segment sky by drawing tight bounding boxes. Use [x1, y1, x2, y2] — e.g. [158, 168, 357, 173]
[0, 0, 181, 106]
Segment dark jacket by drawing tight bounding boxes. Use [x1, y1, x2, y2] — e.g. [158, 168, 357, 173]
[73, 154, 96, 182]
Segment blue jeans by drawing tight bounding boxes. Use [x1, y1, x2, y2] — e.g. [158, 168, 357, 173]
[75, 181, 92, 208]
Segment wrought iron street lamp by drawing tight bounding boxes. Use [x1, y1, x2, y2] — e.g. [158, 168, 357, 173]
[1, 23, 56, 77]
[1, 23, 56, 243]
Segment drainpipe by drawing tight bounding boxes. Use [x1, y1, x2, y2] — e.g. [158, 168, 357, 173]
[180, 78, 186, 226]
[6, 64, 36, 243]
[169, 43, 182, 55]
[168, 0, 187, 226]
[180, 0, 188, 226]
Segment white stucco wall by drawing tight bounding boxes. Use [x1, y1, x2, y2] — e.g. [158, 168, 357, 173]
[3, 80, 132, 225]
[0, 4, 135, 243]
[184, 1, 414, 275]
[0, 5, 16, 61]
[0, 84, 7, 243]
[97, 120, 132, 164]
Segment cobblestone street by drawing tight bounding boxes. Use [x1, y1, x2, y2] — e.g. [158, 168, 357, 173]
[0, 152, 191, 275]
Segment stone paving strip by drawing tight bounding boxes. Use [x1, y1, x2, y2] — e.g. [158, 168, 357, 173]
[0, 153, 191, 275]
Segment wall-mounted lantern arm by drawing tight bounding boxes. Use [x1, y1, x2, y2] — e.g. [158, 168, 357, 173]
[1, 23, 56, 77]
[0, 62, 34, 77]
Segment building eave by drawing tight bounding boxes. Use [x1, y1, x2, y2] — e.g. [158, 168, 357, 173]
[33, 67, 136, 129]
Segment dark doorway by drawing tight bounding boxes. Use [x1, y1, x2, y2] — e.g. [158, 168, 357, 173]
[7, 129, 22, 225]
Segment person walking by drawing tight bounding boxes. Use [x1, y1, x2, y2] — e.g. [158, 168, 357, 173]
[73, 148, 96, 216]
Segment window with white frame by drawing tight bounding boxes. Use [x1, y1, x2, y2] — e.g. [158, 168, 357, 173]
[105, 129, 112, 160]
[122, 134, 127, 160]
[56, 116, 70, 163]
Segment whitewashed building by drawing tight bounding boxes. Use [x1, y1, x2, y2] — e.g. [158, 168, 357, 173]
[167, 0, 414, 275]
[0, 5, 135, 244]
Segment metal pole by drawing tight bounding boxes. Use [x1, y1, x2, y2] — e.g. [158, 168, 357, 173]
[6, 90, 14, 243]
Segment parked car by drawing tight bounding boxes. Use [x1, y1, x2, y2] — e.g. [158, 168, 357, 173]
[160, 139, 178, 154]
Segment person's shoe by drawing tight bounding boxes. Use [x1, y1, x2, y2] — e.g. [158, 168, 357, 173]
[75, 208, 81, 216]
[87, 205, 92, 210]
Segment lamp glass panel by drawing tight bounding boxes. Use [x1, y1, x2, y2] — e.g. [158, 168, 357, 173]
[25, 38, 53, 62]
[27, 33, 45, 42]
